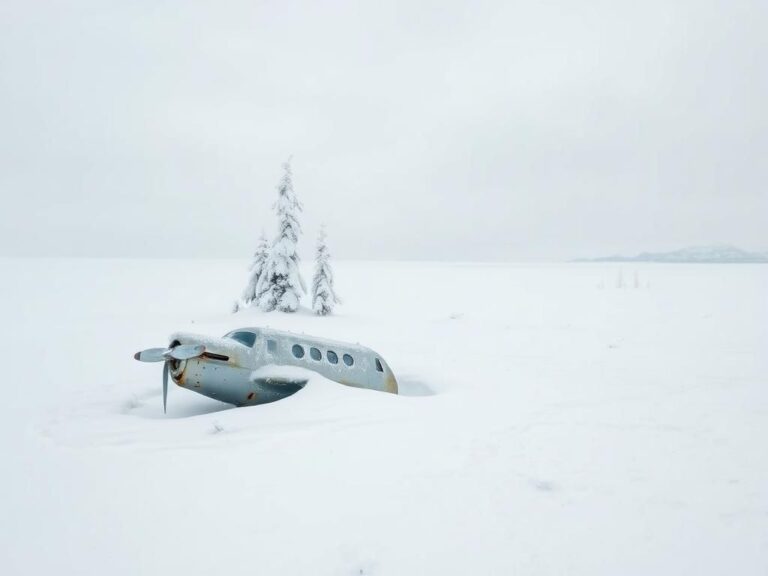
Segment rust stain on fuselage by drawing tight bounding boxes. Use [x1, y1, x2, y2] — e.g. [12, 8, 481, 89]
[385, 373, 399, 394]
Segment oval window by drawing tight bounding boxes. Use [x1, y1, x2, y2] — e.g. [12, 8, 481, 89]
[343, 354, 354, 367]
[327, 350, 338, 364]
[310, 347, 321, 361]
[291, 344, 305, 359]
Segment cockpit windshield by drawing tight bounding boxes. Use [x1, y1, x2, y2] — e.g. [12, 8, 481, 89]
[224, 331, 257, 348]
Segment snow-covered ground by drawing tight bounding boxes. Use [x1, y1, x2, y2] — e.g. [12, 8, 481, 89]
[1, 259, 766, 575]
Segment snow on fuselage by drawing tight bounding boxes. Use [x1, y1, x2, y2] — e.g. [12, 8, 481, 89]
[168, 327, 398, 406]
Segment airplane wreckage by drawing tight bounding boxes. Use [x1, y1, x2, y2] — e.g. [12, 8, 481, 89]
[134, 327, 398, 412]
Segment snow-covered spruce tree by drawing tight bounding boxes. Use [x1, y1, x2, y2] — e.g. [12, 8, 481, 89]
[240, 232, 269, 307]
[312, 227, 339, 315]
[255, 161, 306, 312]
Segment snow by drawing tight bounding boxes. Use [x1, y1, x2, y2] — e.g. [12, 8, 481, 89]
[0, 258, 766, 575]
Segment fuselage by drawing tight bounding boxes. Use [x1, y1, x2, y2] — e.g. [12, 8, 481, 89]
[167, 327, 398, 406]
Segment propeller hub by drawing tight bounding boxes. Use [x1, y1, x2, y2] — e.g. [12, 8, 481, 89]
[133, 340, 206, 413]
[169, 358, 187, 383]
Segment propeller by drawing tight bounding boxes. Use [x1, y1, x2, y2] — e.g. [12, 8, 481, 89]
[134, 343, 205, 413]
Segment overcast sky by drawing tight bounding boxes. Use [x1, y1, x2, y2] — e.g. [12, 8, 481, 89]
[1, 0, 766, 260]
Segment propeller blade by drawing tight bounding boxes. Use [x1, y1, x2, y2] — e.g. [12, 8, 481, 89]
[167, 344, 205, 360]
[163, 361, 169, 414]
[134, 348, 168, 362]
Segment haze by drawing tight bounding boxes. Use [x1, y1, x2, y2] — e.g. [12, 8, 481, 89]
[1, 0, 766, 260]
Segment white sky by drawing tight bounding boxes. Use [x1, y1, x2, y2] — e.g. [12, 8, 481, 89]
[1, 0, 766, 260]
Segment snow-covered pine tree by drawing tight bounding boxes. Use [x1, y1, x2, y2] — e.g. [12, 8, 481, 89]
[255, 161, 306, 312]
[312, 226, 339, 316]
[241, 233, 269, 307]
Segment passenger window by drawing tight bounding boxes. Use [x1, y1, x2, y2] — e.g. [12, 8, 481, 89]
[327, 350, 338, 364]
[292, 344, 305, 359]
[375, 358, 383, 372]
[310, 347, 321, 361]
[343, 354, 354, 367]
[267, 339, 277, 354]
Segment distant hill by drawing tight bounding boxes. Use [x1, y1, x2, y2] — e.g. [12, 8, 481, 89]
[581, 245, 768, 263]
